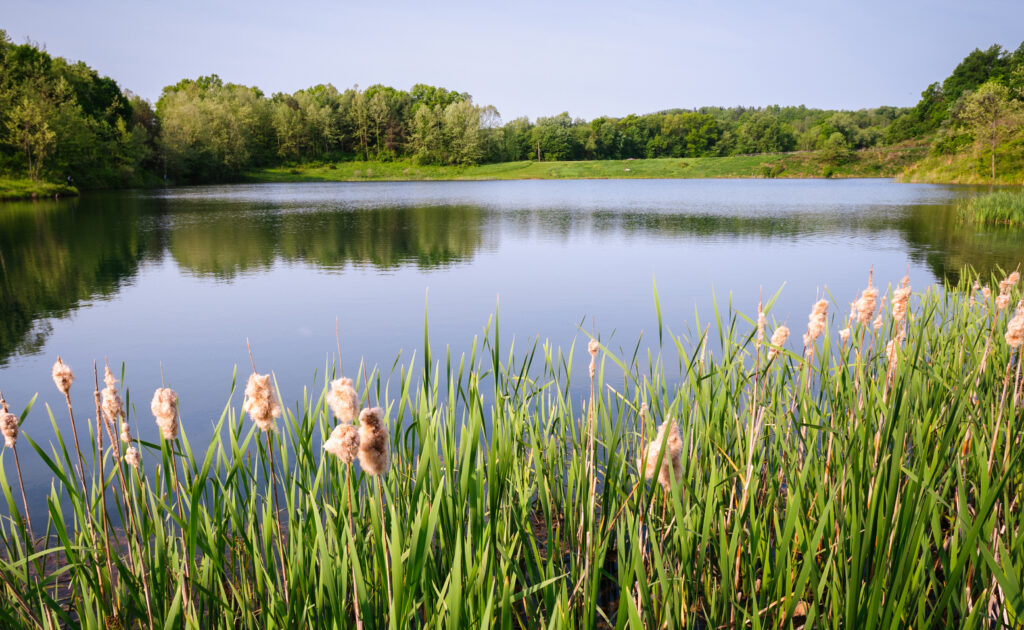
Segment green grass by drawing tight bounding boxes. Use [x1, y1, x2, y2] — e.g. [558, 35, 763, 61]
[0, 270, 1022, 628]
[958, 189, 1024, 226]
[899, 136, 1024, 185]
[246, 145, 927, 184]
[0, 178, 78, 201]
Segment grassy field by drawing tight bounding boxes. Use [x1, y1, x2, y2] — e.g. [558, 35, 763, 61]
[0, 270, 1022, 628]
[0, 178, 78, 201]
[246, 144, 928, 184]
[958, 189, 1024, 226]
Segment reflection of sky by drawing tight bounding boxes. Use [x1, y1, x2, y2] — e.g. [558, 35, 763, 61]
[0, 178, 1014, 516]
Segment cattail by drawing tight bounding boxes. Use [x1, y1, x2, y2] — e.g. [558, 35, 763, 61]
[756, 305, 766, 348]
[892, 282, 912, 323]
[999, 271, 1020, 294]
[803, 299, 828, 352]
[856, 271, 878, 325]
[588, 338, 600, 379]
[637, 419, 683, 492]
[52, 358, 74, 395]
[982, 286, 992, 301]
[1005, 302, 1024, 348]
[324, 424, 360, 464]
[327, 378, 359, 423]
[151, 387, 179, 440]
[101, 366, 125, 425]
[839, 328, 851, 344]
[872, 295, 887, 330]
[123, 445, 140, 468]
[243, 372, 280, 432]
[0, 410, 18, 448]
[997, 294, 1010, 312]
[767, 326, 790, 360]
[357, 407, 389, 476]
[120, 421, 132, 444]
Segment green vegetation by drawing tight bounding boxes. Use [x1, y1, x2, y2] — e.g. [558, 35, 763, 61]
[1, 29, 1022, 189]
[958, 189, 1024, 226]
[1, 273, 1023, 627]
[249, 143, 927, 182]
[0, 177, 77, 201]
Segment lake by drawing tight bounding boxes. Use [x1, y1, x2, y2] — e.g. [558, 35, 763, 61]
[0, 178, 1018, 514]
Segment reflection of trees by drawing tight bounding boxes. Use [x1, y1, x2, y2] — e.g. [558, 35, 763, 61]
[898, 202, 1024, 283]
[168, 203, 486, 277]
[0, 195, 160, 365]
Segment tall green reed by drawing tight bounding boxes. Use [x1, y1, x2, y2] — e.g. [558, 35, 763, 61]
[0, 270, 1021, 628]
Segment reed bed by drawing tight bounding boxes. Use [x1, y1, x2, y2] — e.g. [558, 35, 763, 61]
[958, 189, 1024, 227]
[0, 271, 1022, 629]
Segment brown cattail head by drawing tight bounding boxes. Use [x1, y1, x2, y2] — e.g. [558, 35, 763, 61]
[999, 271, 1020, 294]
[244, 373, 280, 432]
[856, 271, 878, 325]
[0, 411, 18, 448]
[120, 421, 132, 444]
[324, 423, 360, 464]
[637, 419, 683, 492]
[588, 338, 600, 379]
[101, 366, 125, 425]
[327, 377, 359, 423]
[767, 326, 790, 360]
[756, 304, 766, 348]
[123, 445, 140, 468]
[357, 407, 389, 476]
[1005, 301, 1024, 348]
[892, 282, 912, 323]
[806, 299, 828, 343]
[52, 358, 74, 395]
[151, 387, 179, 440]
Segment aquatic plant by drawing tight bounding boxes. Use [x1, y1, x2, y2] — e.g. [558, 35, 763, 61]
[0, 270, 1020, 628]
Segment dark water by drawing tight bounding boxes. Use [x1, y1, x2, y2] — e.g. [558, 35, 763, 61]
[0, 178, 1020, 512]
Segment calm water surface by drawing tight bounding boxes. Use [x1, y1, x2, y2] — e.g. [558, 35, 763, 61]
[1, 178, 1020, 513]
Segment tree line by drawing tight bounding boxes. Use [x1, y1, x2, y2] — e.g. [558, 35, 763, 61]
[1, 29, 1022, 187]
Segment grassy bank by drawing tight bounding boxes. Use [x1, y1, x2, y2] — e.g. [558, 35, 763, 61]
[899, 137, 1024, 185]
[958, 189, 1024, 226]
[0, 178, 79, 201]
[246, 144, 927, 183]
[0, 271, 1022, 627]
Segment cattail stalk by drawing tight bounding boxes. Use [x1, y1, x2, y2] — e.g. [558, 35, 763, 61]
[53, 357, 88, 497]
[91, 362, 115, 610]
[0, 392, 33, 548]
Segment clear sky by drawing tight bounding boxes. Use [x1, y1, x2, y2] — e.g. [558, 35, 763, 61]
[2, 0, 1022, 121]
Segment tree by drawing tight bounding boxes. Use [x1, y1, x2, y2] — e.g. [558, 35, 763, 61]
[5, 94, 55, 180]
[960, 81, 1023, 179]
[819, 132, 852, 166]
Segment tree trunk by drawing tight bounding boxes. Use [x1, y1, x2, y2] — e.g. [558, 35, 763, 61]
[991, 139, 996, 180]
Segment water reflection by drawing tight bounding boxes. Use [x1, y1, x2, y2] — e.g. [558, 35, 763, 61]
[0, 180, 1021, 367]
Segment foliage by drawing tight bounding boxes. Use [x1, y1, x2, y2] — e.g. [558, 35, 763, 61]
[0, 274, 1022, 627]
[957, 189, 1024, 226]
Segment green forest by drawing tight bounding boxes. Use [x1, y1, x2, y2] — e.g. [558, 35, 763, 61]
[2, 29, 1023, 193]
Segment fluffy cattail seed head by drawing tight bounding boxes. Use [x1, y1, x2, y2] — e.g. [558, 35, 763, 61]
[767, 326, 790, 360]
[324, 424, 360, 464]
[357, 407, 389, 476]
[999, 271, 1020, 294]
[856, 272, 878, 325]
[637, 420, 683, 492]
[756, 305, 766, 348]
[327, 378, 359, 423]
[0, 411, 18, 448]
[151, 388, 179, 440]
[120, 421, 132, 444]
[805, 299, 828, 348]
[123, 445, 140, 468]
[839, 328, 851, 344]
[892, 284, 912, 323]
[101, 366, 125, 424]
[1005, 302, 1024, 348]
[997, 294, 1010, 312]
[52, 358, 73, 395]
[588, 338, 600, 379]
[244, 373, 280, 432]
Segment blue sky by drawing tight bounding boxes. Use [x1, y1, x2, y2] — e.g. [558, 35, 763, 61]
[2, 0, 1022, 120]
